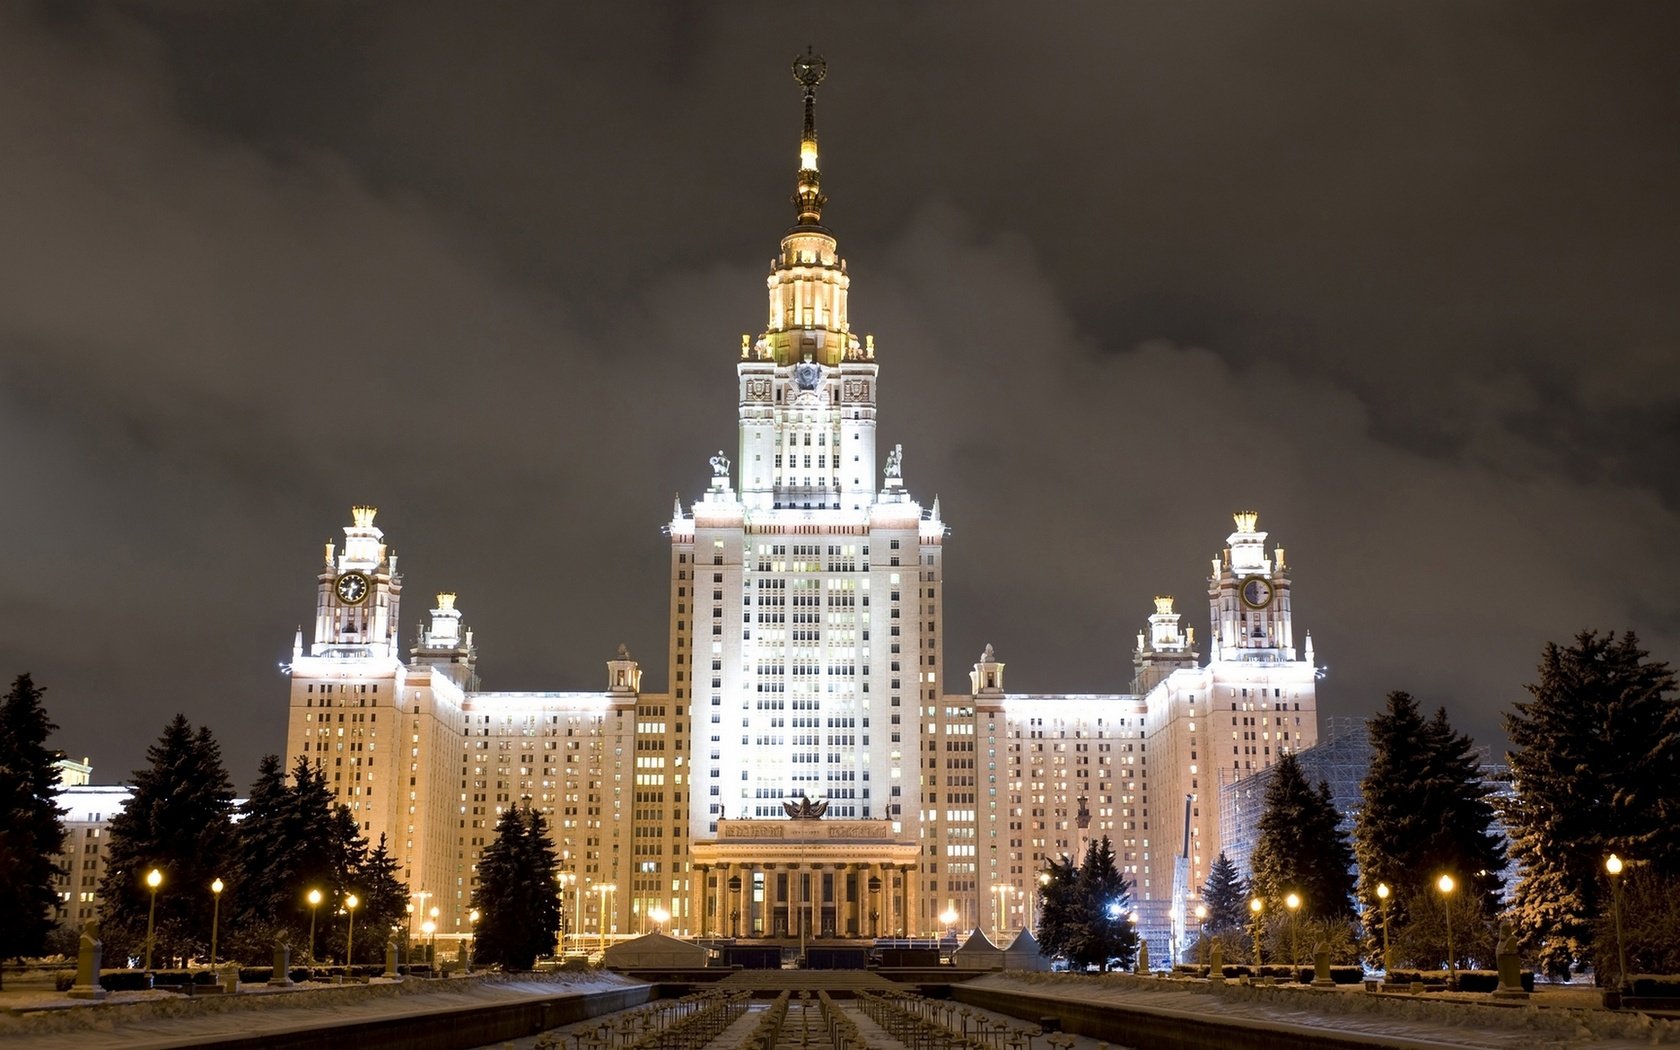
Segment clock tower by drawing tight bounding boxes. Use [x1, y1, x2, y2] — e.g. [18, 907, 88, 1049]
[313, 505, 403, 658]
[1207, 511, 1294, 661]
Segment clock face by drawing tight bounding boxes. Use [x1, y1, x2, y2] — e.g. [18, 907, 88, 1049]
[335, 571, 370, 605]
[1239, 576, 1274, 609]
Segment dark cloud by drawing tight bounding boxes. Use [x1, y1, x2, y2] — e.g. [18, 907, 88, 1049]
[2, 2, 1675, 783]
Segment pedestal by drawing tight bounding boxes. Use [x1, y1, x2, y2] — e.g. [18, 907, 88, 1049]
[67, 921, 107, 1000]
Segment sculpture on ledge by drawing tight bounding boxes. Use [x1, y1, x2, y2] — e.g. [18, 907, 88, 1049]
[783, 794, 829, 820]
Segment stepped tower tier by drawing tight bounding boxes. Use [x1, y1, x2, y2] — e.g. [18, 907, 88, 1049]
[737, 48, 877, 514]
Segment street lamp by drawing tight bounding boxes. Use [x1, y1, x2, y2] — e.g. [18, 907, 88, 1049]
[939, 907, 958, 934]
[650, 905, 670, 933]
[429, 906, 439, 967]
[307, 889, 323, 965]
[467, 908, 480, 972]
[1436, 874, 1456, 990]
[209, 878, 224, 967]
[344, 893, 360, 970]
[1194, 904, 1209, 969]
[596, 884, 616, 953]
[421, 919, 435, 973]
[1375, 882, 1392, 973]
[1035, 871, 1051, 933]
[1284, 892, 1302, 971]
[1606, 854, 1628, 991]
[1248, 898, 1263, 970]
[143, 868, 163, 973]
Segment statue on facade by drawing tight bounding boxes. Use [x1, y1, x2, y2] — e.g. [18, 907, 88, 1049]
[884, 444, 903, 479]
[783, 794, 829, 820]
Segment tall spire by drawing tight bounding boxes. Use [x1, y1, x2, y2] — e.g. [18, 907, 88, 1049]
[792, 46, 828, 226]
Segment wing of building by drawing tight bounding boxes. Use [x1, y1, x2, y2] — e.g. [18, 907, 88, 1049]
[279, 55, 1321, 964]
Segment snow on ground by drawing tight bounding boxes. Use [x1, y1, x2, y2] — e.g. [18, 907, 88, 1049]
[0, 972, 638, 1050]
[973, 972, 1680, 1049]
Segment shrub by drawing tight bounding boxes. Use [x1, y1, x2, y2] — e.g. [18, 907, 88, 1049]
[1384, 967, 1533, 993]
[1629, 976, 1680, 998]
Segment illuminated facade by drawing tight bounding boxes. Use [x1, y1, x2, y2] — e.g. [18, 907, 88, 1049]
[280, 55, 1318, 961]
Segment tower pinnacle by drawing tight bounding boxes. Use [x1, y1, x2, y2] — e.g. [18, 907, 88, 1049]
[792, 46, 828, 226]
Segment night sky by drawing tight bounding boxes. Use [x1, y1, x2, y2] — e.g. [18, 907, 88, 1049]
[5, 3, 1676, 788]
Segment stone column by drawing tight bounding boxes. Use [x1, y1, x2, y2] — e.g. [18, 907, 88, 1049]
[694, 864, 710, 938]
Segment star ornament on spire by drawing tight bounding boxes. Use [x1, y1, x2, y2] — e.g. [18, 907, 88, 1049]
[791, 46, 829, 225]
[793, 45, 827, 91]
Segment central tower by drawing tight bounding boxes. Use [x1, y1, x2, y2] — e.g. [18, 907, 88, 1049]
[671, 51, 942, 936]
[737, 49, 879, 514]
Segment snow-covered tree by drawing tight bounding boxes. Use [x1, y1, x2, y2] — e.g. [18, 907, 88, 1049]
[1505, 630, 1680, 978]
[1250, 751, 1355, 920]
[0, 674, 64, 984]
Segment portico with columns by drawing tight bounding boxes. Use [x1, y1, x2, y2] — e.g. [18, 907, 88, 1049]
[691, 816, 919, 940]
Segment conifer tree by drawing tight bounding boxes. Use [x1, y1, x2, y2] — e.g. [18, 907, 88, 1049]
[1068, 835, 1138, 971]
[0, 674, 65, 984]
[1505, 630, 1680, 978]
[1354, 693, 1504, 964]
[472, 807, 561, 969]
[1250, 752, 1355, 920]
[98, 716, 237, 964]
[1034, 855, 1078, 962]
[352, 835, 408, 943]
[1201, 852, 1248, 933]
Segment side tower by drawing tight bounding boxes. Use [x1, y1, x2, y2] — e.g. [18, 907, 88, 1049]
[679, 53, 936, 940]
[283, 507, 467, 926]
[1141, 512, 1319, 958]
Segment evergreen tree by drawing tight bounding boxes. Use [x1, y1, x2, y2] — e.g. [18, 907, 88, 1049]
[1505, 630, 1680, 978]
[352, 834, 408, 960]
[0, 674, 65, 984]
[98, 716, 237, 964]
[232, 756, 384, 963]
[472, 807, 561, 970]
[1034, 855, 1078, 962]
[1250, 752, 1355, 920]
[1354, 693, 1505, 965]
[1067, 835, 1138, 971]
[1201, 852, 1249, 933]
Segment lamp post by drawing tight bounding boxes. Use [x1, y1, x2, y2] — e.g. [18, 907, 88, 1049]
[307, 888, 323, 964]
[1248, 898, 1263, 970]
[1606, 854, 1628, 992]
[1284, 892, 1302, 971]
[344, 893, 360, 969]
[1436, 874, 1456, 990]
[209, 878, 224, 967]
[468, 908, 480, 972]
[143, 868, 163, 973]
[1194, 904, 1208, 969]
[1035, 871, 1050, 934]
[597, 883, 616, 953]
[421, 919, 435, 973]
[727, 874, 742, 937]
[1375, 882, 1392, 973]
[650, 906, 670, 933]
[429, 906, 439, 967]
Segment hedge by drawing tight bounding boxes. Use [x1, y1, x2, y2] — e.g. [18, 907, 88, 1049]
[1629, 976, 1680, 998]
[54, 964, 388, 992]
[1384, 968, 1535, 993]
